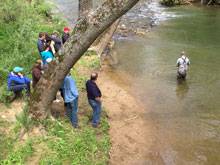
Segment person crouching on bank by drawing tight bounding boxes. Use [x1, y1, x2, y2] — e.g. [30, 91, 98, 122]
[7, 67, 31, 95]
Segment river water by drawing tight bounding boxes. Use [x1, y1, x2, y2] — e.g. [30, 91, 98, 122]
[51, 0, 220, 164]
[106, 2, 220, 165]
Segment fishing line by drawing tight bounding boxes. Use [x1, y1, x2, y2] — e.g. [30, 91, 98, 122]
[183, 31, 189, 52]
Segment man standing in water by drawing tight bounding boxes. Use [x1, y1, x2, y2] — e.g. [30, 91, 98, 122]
[176, 51, 190, 79]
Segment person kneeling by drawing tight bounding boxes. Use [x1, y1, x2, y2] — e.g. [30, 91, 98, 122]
[60, 72, 80, 129]
[7, 67, 31, 95]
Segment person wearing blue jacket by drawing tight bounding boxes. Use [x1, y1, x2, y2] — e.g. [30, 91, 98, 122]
[60, 72, 80, 129]
[7, 67, 31, 94]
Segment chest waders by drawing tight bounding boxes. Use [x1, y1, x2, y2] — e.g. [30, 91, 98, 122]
[177, 58, 187, 79]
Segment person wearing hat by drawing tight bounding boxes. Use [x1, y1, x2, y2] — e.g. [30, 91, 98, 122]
[62, 27, 70, 44]
[51, 30, 63, 53]
[176, 51, 190, 79]
[7, 67, 31, 94]
[41, 43, 54, 70]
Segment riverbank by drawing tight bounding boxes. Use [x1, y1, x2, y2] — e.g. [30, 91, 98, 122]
[0, 0, 111, 163]
[98, 69, 151, 164]
[0, 54, 111, 164]
[161, 0, 220, 6]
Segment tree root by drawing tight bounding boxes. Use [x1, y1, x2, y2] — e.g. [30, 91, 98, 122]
[207, 0, 213, 6]
[17, 125, 34, 139]
[17, 113, 64, 140]
[124, 115, 138, 122]
[18, 128, 27, 139]
[48, 112, 63, 126]
[39, 123, 47, 138]
[184, 0, 193, 6]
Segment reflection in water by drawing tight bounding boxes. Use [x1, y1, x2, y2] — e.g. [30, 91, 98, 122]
[175, 79, 189, 101]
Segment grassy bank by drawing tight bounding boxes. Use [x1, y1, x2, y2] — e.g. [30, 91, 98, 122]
[0, 53, 110, 165]
[0, 0, 65, 85]
[0, 0, 110, 164]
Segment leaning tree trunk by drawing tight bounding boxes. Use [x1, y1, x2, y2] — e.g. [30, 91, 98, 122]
[29, 0, 141, 122]
[78, 0, 93, 20]
[92, 18, 121, 56]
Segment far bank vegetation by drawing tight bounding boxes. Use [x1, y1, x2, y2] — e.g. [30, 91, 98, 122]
[162, 0, 220, 6]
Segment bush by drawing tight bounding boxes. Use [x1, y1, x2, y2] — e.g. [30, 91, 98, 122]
[0, 0, 66, 85]
[15, 105, 32, 131]
[0, 84, 15, 104]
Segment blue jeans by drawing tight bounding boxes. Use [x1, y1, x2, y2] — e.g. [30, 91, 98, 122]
[88, 99, 102, 127]
[9, 84, 30, 94]
[66, 98, 78, 126]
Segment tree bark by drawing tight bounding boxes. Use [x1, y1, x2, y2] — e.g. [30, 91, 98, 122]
[78, 0, 93, 20]
[29, 0, 141, 122]
[92, 18, 121, 56]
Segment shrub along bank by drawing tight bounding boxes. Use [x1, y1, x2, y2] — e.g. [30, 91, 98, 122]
[162, 0, 220, 6]
[0, 0, 65, 85]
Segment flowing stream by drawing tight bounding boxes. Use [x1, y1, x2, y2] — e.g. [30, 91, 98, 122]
[106, 2, 220, 165]
[50, 0, 220, 164]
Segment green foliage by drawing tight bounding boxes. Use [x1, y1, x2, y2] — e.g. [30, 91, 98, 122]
[71, 67, 88, 91]
[0, 119, 15, 160]
[0, 139, 34, 165]
[0, 0, 66, 85]
[0, 84, 15, 104]
[39, 117, 110, 164]
[80, 55, 101, 69]
[15, 105, 33, 131]
[85, 50, 97, 56]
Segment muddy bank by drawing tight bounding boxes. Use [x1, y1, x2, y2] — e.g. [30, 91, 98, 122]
[98, 70, 151, 164]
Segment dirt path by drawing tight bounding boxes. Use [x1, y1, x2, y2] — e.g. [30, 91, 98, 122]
[98, 71, 152, 165]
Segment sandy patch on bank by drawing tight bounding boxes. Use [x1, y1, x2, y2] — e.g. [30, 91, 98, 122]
[98, 71, 151, 165]
[0, 99, 25, 122]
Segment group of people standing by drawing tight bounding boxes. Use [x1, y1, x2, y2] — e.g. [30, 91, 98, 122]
[7, 27, 103, 129]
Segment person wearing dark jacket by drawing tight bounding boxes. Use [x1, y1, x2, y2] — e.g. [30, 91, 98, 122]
[37, 32, 46, 53]
[7, 67, 31, 94]
[86, 72, 102, 128]
[32, 60, 43, 88]
[51, 30, 62, 53]
[62, 27, 70, 44]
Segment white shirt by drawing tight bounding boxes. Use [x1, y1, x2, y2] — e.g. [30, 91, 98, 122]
[176, 56, 190, 69]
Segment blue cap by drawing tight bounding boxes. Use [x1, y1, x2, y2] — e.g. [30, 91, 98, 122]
[13, 67, 23, 73]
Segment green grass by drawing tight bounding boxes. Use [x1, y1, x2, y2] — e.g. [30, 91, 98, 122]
[0, 139, 34, 165]
[0, 1, 110, 164]
[71, 66, 88, 91]
[0, 119, 15, 160]
[0, 35, 109, 165]
[38, 116, 110, 165]
[0, 101, 110, 164]
[80, 53, 101, 69]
